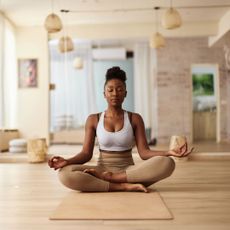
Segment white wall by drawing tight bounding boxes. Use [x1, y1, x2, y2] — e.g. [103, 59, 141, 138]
[16, 26, 49, 142]
[13, 21, 229, 145]
[209, 10, 230, 46]
[49, 22, 217, 41]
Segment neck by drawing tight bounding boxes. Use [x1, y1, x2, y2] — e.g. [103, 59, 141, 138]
[105, 106, 124, 117]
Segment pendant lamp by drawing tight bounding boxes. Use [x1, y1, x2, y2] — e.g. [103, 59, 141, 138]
[150, 32, 165, 49]
[150, 7, 165, 49]
[161, 0, 182, 29]
[58, 36, 74, 53]
[44, 13, 62, 33]
[58, 9, 74, 53]
[73, 57, 84, 69]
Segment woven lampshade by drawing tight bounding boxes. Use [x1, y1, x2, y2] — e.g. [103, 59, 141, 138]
[161, 7, 182, 29]
[73, 57, 84, 69]
[44, 13, 62, 33]
[58, 36, 74, 53]
[150, 32, 165, 49]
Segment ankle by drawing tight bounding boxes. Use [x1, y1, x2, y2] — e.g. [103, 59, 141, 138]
[103, 171, 113, 181]
[106, 172, 127, 183]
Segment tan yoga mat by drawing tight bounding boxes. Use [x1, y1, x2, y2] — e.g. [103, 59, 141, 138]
[50, 190, 173, 220]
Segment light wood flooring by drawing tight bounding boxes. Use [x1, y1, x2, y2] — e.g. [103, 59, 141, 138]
[0, 144, 230, 230]
[1, 140, 230, 163]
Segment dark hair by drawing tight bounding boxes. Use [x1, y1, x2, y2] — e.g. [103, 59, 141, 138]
[104, 66, 127, 88]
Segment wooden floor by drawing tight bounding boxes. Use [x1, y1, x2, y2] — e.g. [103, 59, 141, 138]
[1, 141, 230, 163]
[1, 147, 230, 230]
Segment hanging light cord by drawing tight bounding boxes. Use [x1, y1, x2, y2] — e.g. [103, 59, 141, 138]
[60, 4, 230, 14]
[51, 0, 54, 14]
[154, 7, 160, 33]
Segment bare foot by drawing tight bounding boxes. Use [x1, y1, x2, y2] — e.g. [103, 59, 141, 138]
[102, 171, 113, 181]
[83, 169, 112, 181]
[123, 183, 149, 193]
[83, 169, 102, 178]
[84, 169, 148, 193]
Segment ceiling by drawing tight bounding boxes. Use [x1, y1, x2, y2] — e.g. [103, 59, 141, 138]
[1, 0, 230, 27]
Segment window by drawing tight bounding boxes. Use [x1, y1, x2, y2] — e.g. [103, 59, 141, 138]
[0, 14, 17, 128]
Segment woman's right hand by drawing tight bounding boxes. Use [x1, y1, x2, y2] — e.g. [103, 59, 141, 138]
[48, 156, 68, 170]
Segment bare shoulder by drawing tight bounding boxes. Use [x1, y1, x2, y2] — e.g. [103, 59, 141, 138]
[128, 112, 143, 122]
[127, 112, 144, 129]
[86, 113, 100, 128]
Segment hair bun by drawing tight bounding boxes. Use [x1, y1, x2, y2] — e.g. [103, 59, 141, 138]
[105, 66, 127, 82]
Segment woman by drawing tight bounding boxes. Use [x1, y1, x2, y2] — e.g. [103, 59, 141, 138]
[48, 66, 193, 192]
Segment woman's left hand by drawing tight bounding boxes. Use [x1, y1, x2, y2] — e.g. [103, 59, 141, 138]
[168, 142, 194, 158]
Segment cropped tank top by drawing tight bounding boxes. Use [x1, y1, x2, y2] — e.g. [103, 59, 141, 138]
[96, 111, 135, 152]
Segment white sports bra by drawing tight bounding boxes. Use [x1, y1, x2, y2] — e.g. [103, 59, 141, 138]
[96, 111, 135, 152]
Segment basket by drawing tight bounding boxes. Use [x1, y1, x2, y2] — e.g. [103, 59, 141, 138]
[27, 138, 47, 163]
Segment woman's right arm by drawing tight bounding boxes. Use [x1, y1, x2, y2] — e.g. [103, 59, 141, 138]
[48, 114, 98, 170]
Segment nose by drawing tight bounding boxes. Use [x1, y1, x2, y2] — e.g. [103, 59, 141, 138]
[112, 89, 118, 96]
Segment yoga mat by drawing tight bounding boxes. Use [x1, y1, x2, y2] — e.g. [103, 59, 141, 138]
[50, 190, 173, 220]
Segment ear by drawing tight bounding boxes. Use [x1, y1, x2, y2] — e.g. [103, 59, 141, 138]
[103, 91, 106, 98]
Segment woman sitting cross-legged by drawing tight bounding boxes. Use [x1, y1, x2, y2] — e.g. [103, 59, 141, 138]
[48, 66, 193, 192]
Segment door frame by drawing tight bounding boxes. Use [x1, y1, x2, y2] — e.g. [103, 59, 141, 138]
[190, 64, 220, 143]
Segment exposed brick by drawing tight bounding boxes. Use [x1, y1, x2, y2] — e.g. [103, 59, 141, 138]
[152, 37, 230, 144]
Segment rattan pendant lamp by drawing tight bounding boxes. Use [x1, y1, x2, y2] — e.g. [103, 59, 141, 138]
[58, 10, 74, 53]
[44, 0, 62, 33]
[161, 0, 182, 29]
[73, 57, 84, 69]
[58, 36, 74, 53]
[150, 7, 165, 49]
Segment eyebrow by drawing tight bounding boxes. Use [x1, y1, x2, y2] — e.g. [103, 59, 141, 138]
[106, 85, 124, 88]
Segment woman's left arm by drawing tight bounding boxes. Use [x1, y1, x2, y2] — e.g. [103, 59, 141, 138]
[132, 113, 193, 160]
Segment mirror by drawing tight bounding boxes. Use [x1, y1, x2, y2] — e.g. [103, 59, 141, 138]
[191, 64, 220, 142]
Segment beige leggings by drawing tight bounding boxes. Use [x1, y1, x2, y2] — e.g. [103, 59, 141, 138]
[58, 151, 175, 192]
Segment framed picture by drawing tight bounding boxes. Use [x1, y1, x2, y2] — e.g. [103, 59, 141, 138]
[192, 68, 216, 112]
[192, 73, 214, 96]
[18, 59, 38, 88]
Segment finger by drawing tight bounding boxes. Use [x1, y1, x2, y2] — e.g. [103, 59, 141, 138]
[172, 147, 183, 156]
[170, 150, 181, 157]
[172, 148, 180, 154]
[48, 156, 57, 164]
[179, 142, 186, 150]
[53, 156, 61, 160]
[188, 147, 194, 154]
[180, 142, 187, 154]
[186, 147, 194, 155]
[183, 147, 194, 157]
[182, 146, 187, 155]
[48, 159, 55, 167]
[84, 169, 94, 173]
[48, 160, 52, 167]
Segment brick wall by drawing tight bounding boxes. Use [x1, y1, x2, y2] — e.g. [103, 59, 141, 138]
[154, 37, 229, 144]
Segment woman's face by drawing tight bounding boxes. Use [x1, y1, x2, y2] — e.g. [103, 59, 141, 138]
[104, 79, 127, 107]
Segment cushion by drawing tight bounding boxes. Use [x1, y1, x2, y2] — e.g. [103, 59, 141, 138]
[9, 138, 27, 147]
[9, 146, 27, 153]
